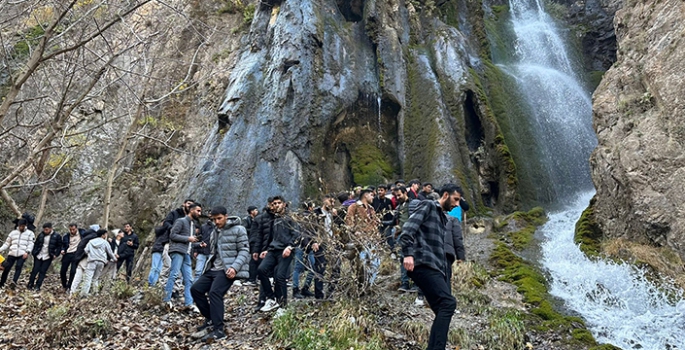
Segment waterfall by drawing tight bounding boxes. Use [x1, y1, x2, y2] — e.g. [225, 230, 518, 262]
[498, 0, 685, 348]
[541, 193, 685, 349]
[504, 0, 596, 200]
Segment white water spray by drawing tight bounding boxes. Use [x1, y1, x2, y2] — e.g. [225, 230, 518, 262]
[541, 193, 685, 350]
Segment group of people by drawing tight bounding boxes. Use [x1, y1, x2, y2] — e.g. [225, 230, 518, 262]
[145, 179, 466, 348]
[0, 178, 466, 349]
[0, 215, 139, 297]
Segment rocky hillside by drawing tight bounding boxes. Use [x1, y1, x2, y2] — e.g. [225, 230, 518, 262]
[590, 0, 685, 268]
[0, 0, 619, 234]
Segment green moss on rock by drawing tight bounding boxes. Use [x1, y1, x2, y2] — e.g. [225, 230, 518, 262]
[574, 199, 603, 258]
[350, 143, 394, 186]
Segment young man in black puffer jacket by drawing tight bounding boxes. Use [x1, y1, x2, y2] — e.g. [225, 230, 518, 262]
[27, 223, 62, 291]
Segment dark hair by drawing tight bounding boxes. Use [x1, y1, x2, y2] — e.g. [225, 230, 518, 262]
[42, 222, 53, 229]
[184, 198, 195, 203]
[189, 203, 202, 210]
[96, 229, 108, 236]
[337, 192, 350, 204]
[17, 219, 27, 226]
[68, 223, 78, 228]
[267, 197, 275, 203]
[423, 182, 433, 188]
[323, 193, 335, 200]
[438, 183, 461, 197]
[367, 186, 376, 192]
[409, 179, 421, 186]
[395, 186, 408, 194]
[211, 206, 228, 215]
[123, 222, 132, 227]
[377, 184, 387, 190]
[272, 195, 285, 203]
[247, 206, 258, 213]
[394, 179, 405, 185]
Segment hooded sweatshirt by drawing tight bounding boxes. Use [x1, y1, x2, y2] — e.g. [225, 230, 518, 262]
[84, 237, 116, 264]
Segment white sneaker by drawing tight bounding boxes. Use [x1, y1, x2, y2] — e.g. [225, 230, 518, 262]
[260, 299, 280, 312]
[414, 296, 424, 307]
[233, 280, 242, 287]
[188, 304, 200, 313]
[274, 308, 287, 318]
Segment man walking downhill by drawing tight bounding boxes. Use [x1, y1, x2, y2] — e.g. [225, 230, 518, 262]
[116, 223, 139, 283]
[27, 223, 62, 291]
[164, 203, 204, 309]
[80, 229, 117, 296]
[60, 224, 81, 290]
[190, 206, 250, 341]
[69, 225, 100, 295]
[0, 219, 35, 289]
[399, 184, 460, 350]
[257, 196, 300, 312]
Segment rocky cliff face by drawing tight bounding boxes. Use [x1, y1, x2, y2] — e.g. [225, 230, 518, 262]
[187, 0, 522, 214]
[591, 0, 685, 259]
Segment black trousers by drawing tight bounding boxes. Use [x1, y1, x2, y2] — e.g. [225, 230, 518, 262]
[408, 266, 457, 350]
[302, 255, 327, 299]
[117, 255, 134, 282]
[0, 255, 26, 286]
[257, 250, 292, 305]
[248, 257, 261, 282]
[190, 269, 234, 330]
[60, 253, 77, 288]
[28, 258, 52, 289]
[445, 255, 455, 294]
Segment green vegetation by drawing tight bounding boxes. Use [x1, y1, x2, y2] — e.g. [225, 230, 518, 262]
[497, 207, 546, 249]
[349, 143, 393, 187]
[574, 200, 603, 258]
[12, 24, 46, 59]
[272, 303, 385, 350]
[587, 70, 606, 91]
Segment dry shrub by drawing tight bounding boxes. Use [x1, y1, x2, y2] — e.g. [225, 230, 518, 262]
[603, 238, 685, 288]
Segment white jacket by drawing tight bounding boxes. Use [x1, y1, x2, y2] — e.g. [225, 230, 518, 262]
[0, 229, 36, 257]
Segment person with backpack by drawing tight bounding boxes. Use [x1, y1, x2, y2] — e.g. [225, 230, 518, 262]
[27, 223, 62, 291]
[0, 219, 35, 289]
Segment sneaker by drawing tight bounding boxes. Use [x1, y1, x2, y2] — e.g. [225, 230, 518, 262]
[197, 320, 213, 332]
[166, 301, 174, 310]
[274, 308, 287, 318]
[398, 284, 410, 293]
[408, 285, 420, 293]
[233, 280, 242, 287]
[201, 329, 226, 342]
[390, 253, 397, 260]
[414, 296, 425, 307]
[243, 280, 257, 287]
[293, 288, 303, 299]
[300, 289, 314, 298]
[253, 301, 265, 312]
[188, 304, 200, 313]
[260, 299, 280, 312]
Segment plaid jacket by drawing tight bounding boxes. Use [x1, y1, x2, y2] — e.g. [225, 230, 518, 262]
[399, 200, 448, 274]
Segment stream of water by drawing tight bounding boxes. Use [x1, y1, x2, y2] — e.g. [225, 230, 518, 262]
[502, 0, 685, 348]
[541, 193, 685, 349]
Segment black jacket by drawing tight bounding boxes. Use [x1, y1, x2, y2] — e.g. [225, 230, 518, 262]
[251, 209, 275, 254]
[444, 217, 465, 261]
[163, 208, 186, 235]
[151, 226, 168, 253]
[74, 230, 98, 261]
[117, 231, 139, 258]
[265, 213, 300, 251]
[31, 231, 62, 259]
[194, 221, 212, 255]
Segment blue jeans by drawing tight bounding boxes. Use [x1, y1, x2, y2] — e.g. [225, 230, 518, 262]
[194, 254, 208, 283]
[359, 248, 380, 285]
[293, 248, 315, 289]
[164, 253, 193, 305]
[148, 252, 163, 286]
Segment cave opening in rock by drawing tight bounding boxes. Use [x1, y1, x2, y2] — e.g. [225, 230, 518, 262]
[464, 90, 484, 152]
[336, 0, 364, 22]
[482, 181, 500, 207]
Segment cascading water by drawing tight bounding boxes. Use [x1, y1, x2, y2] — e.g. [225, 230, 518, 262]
[542, 193, 685, 349]
[498, 0, 685, 348]
[504, 0, 596, 199]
